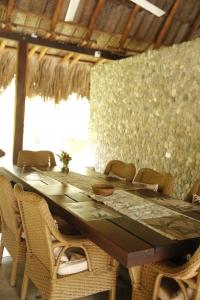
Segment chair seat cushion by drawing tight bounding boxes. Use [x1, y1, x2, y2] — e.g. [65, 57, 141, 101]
[143, 183, 158, 192]
[57, 253, 88, 275]
[53, 247, 88, 275]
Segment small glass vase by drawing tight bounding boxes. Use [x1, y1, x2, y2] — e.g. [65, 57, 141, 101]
[61, 164, 69, 173]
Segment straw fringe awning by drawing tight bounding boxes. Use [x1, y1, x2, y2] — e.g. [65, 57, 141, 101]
[0, 49, 91, 102]
[0, 50, 16, 92]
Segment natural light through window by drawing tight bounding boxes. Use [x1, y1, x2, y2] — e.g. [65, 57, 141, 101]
[0, 79, 15, 165]
[23, 93, 93, 169]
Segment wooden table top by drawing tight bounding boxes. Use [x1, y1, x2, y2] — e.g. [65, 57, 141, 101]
[2, 165, 200, 268]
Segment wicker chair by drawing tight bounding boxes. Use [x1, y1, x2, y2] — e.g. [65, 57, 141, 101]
[17, 150, 56, 168]
[0, 175, 26, 286]
[134, 168, 173, 196]
[185, 179, 200, 203]
[152, 245, 200, 300]
[129, 246, 200, 300]
[14, 184, 118, 300]
[129, 265, 158, 300]
[104, 160, 136, 182]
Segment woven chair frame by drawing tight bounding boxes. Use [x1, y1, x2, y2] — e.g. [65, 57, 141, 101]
[17, 150, 56, 168]
[134, 168, 173, 196]
[14, 184, 118, 300]
[185, 179, 200, 202]
[104, 160, 136, 182]
[0, 175, 26, 286]
[152, 246, 200, 300]
[129, 265, 158, 300]
[129, 246, 200, 300]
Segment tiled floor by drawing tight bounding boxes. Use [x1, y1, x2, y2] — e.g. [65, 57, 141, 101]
[0, 255, 131, 300]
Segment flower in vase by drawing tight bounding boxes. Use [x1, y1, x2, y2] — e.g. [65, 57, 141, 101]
[57, 150, 72, 167]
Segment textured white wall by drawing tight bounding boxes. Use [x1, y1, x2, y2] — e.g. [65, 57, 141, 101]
[90, 39, 200, 199]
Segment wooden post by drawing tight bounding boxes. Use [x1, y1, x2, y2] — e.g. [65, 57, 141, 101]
[13, 41, 27, 164]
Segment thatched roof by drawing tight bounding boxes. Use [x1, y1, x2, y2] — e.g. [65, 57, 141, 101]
[0, 0, 200, 101]
[27, 54, 90, 102]
[0, 49, 16, 92]
[0, 0, 199, 55]
[0, 47, 91, 102]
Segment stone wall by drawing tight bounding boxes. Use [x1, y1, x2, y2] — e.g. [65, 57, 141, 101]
[90, 39, 200, 199]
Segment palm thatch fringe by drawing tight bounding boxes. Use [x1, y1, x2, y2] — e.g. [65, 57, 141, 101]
[27, 55, 91, 102]
[0, 50, 16, 93]
[0, 49, 91, 102]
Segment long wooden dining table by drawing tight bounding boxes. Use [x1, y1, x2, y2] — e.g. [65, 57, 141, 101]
[1, 165, 200, 275]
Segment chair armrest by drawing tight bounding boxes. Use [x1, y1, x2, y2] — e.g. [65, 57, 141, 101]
[152, 261, 196, 280]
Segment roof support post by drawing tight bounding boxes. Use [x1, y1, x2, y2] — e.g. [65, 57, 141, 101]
[13, 41, 27, 164]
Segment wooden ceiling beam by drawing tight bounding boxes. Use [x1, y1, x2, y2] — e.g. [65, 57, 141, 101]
[81, 0, 105, 45]
[62, 52, 73, 63]
[154, 0, 181, 49]
[3, 44, 96, 64]
[186, 11, 200, 41]
[28, 45, 40, 58]
[0, 4, 147, 53]
[38, 47, 48, 61]
[0, 29, 125, 60]
[70, 54, 81, 65]
[119, 5, 140, 49]
[5, 0, 15, 26]
[50, 0, 65, 33]
[95, 58, 106, 65]
[0, 40, 6, 52]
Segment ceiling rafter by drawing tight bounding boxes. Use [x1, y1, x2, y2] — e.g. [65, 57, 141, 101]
[154, 0, 182, 49]
[8, 19, 147, 55]
[1, 44, 97, 64]
[118, 5, 140, 49]
[70, 54, 81, 65]
[81, 0, 105, 46]
[38, 47, 48, 61]
[0, 4, 149, 53]
[0, 28, 126, 60]
[5, 0, 15, 28]
[0, 39, 6, 52]
[186, 11, 200, 41]
[50, 0, 65, 35]
[28, 45, 40, 58]
[95, 58, 106, 65]
[62, 52, 73, 62]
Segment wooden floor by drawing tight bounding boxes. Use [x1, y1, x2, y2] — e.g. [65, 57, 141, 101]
[0, 255, 131, 300]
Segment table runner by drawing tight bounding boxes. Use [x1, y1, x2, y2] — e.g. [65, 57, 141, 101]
[92, 190, 200, 240]
[39, 170, 155, 193]
[40, 170, 107, 194]
[38, 170, 200, 241]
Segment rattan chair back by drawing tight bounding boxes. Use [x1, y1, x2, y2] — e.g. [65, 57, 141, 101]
[129, 265, 158, 300]
[130, 246, 200, 300]
[15, 187, 58, 273]
[0, 176, 26, 286]
[152, 245, 200, 300]
[17, 150, 56, 167]
[104, 160, 136, 182]
[14, 184, 118, 300]
[185, 179, 200, 202]
[0, 175, 20, 237]
[134, 168, 173, 196]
